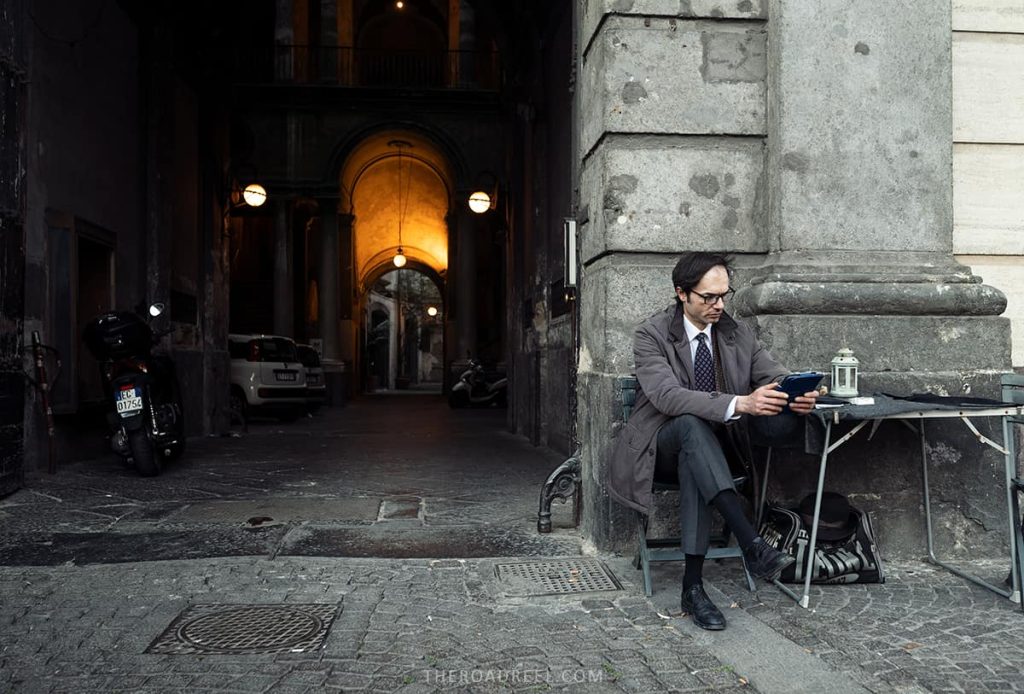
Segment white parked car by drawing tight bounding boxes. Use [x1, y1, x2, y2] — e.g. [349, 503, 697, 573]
[296, 343, 326, 412]
[229, 333, 307, 421]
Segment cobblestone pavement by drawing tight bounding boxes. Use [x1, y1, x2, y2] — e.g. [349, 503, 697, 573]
[2, 396, 1023, 692]
[0, 557, 754, 693]
[703, 558, 1024, 694]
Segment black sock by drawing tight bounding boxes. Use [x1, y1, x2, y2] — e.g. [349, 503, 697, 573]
[711, 489, 758, 551]
[683, 554, 705, 590]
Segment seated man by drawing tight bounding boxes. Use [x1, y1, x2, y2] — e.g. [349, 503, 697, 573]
[608, 251, 819, 630]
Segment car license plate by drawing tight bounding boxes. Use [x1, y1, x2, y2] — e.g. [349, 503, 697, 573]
[276, 371, 297, 382]
[116, 387, 143, 417]
[307, 374, 319, 385]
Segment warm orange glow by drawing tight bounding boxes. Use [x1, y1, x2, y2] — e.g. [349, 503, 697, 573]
[396, 0, 404, 7]
[352, 155, 449, 281]
[393, 250, 407, 267]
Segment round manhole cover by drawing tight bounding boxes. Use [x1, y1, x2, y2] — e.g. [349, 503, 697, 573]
[177, 606, 324, 653]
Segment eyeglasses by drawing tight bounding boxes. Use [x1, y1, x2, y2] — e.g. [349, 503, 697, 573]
[689, 288, 735, 305]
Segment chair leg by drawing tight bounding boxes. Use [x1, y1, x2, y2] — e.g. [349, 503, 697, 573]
[739, 553, 757, 592]
[756, 446, 773, 530]
[635, 512, 654, 597]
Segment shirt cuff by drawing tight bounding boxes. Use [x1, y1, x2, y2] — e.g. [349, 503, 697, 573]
[724, 396, 740, 422]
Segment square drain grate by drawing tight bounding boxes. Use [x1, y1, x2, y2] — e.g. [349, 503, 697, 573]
[146, 603, 341, 655]
[494, 559, 622, 596]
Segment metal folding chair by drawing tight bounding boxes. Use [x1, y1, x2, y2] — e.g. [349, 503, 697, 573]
[617, 376, 756, 597]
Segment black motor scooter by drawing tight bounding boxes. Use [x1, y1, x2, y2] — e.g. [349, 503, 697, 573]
[83, 303, 185, 476]
[449, 357, 507, 408]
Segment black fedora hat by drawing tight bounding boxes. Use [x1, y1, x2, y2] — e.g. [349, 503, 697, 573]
[798, 492, 858, 542]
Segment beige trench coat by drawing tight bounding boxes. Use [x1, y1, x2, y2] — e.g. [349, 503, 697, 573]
[607, 304, 789, 514]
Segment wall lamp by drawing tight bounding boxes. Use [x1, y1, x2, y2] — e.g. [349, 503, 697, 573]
[467, 171, 498, 214]
[223, 177, 267, 238]
[241, 183, 267, 207]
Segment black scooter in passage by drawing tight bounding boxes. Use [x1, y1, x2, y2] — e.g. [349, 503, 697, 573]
[83, 303, 185, 476]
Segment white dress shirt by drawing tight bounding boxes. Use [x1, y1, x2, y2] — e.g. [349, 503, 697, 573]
[682, 314, 739, 421]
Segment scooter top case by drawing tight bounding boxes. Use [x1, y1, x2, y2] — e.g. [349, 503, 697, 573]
[83, 311, 155, 361]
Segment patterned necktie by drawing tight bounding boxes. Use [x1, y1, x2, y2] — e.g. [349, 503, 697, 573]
[693, 333, 716, 392]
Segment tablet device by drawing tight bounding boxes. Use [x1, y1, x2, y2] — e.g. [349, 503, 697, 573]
[777, 372, 824, 400]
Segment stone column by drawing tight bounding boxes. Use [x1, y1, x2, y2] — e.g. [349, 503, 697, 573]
[274, 0, 294, 81]
[447, 0, 460, 86]
[320, 0, 338, 82]
[741, 1, 1010, 557]
[743, 0, 1007, 325]
[458, 0, 475, 87]
[273, 199, 294, 337]
[337, 212, 354, 403]
[318, 200, 344, 405]
[338, 0, 353, 84]
[454, 208, 477, 361]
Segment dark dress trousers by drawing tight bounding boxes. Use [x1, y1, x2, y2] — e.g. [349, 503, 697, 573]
[608, 304, 790, 554]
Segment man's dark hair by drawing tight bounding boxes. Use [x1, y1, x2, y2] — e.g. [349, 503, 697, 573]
[671, 251, 733, 295]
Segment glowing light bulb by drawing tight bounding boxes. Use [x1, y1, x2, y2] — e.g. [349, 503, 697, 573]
[393, 249, 407, 267]
[468, 191, 490, 214]
[427, 306, 438, 317]
[242, 183, 267, 207]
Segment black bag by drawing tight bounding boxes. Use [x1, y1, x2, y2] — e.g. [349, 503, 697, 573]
[759, 502, 885, 584]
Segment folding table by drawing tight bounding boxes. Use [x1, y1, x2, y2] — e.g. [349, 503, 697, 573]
[760, 395, 1024, 610]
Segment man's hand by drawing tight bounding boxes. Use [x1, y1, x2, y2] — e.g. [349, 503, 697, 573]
[736, 383, 790, 416]
[789, 389, 819, 415]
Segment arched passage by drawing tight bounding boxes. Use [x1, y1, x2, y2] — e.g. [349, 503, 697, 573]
[337, 129, 454, 394]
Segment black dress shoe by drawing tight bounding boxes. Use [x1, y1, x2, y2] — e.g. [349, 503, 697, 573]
[680, 583, 726, 631]
[743, 537, 796, 581]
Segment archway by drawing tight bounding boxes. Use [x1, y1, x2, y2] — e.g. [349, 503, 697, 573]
[337, 129, 454, 395]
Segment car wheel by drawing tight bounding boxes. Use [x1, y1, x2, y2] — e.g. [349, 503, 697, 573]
[229, 388, 248, 425]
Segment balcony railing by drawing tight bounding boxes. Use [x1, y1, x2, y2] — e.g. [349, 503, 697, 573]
[235, 46, 500, 90]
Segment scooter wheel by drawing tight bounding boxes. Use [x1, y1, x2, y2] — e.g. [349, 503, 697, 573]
[128, 430, 162, 477]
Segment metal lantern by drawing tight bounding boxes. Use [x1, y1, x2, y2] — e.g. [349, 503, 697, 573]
[830, 348, 860, 398]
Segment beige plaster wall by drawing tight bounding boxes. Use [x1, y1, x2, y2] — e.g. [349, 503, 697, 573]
[952, 1, 1024, 367]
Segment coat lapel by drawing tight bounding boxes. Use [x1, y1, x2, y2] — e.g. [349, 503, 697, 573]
[714, 313, 741, 394]
[668, 303, 694, 387]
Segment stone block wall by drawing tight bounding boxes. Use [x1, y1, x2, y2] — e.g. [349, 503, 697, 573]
[577, 1, 771, 550]
[576, 0, 1017, 559]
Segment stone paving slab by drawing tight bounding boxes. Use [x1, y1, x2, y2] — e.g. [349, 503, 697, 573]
[169, 497, 383, 523]
[0, 527, 285, 566]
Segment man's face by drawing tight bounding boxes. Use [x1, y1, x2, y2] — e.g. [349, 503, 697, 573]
[676, 265, 730, 330]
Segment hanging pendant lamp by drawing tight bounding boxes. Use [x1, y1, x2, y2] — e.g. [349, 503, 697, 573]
[392, 141, 409, 268]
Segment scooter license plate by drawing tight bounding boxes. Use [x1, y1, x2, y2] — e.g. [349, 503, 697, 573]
[116, 387, 143, 417]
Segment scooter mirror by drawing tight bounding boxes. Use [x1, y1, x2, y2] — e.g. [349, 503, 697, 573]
[149, 303, 165, 318]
